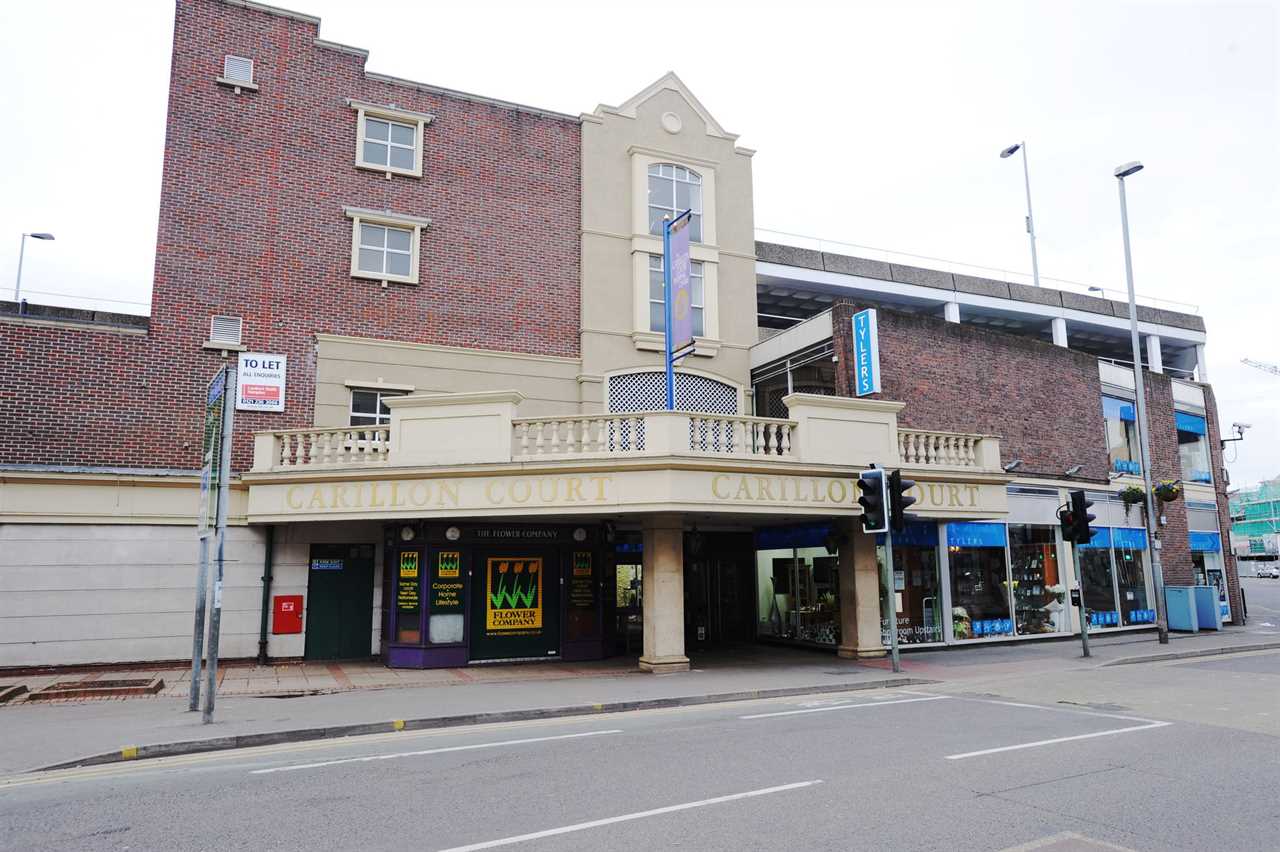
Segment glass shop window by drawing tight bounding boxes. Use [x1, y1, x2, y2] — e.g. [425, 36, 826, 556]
[1176, 412, 1212, 484]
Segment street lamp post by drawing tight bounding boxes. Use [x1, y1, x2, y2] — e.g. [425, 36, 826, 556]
[1000, 142, 1041, 288]
[1114, 161, 1169, 645]
[14, 232, 55, 303]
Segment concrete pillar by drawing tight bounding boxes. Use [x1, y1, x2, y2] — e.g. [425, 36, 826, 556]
[1051, 317, 1068, 348]
[837, 522, 886, 659]
[1195, 344, 1208, 382]
[943, 302, 960, 323]
[1146, 334, 1164, 374]
[639, 513, 689, 673]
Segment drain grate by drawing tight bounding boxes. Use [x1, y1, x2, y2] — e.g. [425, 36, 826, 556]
[27, 677, 164, 701]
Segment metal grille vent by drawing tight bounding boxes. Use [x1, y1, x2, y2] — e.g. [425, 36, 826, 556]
[607, 372, 738, 415]
[223, 55, 253, 84]
[209, 315, 243, 346]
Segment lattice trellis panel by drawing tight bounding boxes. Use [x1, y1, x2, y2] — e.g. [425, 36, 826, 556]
[607, 371, 738, 414]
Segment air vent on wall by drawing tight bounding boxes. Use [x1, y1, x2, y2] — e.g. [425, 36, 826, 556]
[216, 55, 258, 94]
[209, 315, 243, 347]
[223, 55, 253, 84]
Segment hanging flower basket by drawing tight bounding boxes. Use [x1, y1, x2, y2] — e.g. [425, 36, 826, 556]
[1119, 486, 1146, 507]
[1153, 480, 1182, 504]
[1119, 485, 1145, 519]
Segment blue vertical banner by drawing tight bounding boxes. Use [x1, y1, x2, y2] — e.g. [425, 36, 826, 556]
[852, 308, 881, 396]
[662, 209, 694, 410]
[669, 215, 694, 356]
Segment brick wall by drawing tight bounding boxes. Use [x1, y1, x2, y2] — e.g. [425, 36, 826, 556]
[831, 300, 1241, 612]
[0, 0, 580, 472]
[832, 301, 1111, 482]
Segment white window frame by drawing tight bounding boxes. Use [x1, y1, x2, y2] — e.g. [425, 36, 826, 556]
[344, 206, 431, 285]
[349, 387, 406, 427]
[646, 163, 704, 243]
[626, 151, 720, 353]
[347, 99, 434, 178]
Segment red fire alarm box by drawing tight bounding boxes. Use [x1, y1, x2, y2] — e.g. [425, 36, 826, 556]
[272, 595, 304, 634]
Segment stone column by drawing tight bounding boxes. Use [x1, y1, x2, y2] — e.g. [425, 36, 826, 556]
[837, 520, 886, 659]
[1195, 344, 1208, 382]
[1146, 334, 1164, 374]
[1051, 317, 1068, 348]
[639, 513, 689, 673]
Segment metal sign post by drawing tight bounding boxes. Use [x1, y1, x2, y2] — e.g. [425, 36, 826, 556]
[202, 366, 236, 724]
[882, 533, 902, 674]
[1072, 549, 1091, 659]
[189, 367, 227, 711]
[662, 209, 694, 411]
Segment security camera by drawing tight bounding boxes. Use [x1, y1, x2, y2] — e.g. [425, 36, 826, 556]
[1232, 422, 1252, 433]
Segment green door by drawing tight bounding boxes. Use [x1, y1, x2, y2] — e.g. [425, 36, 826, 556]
[469, 547, 560, 662]
[305, 543, 376, 660]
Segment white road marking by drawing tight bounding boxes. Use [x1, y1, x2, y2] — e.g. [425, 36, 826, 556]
[250, 730, 623, 775]
[740, 695, 948, 719]
[434, 780, 823, 851]
[944, 721, 1172, 760]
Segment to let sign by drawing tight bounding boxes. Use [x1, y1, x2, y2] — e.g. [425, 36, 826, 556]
[236, 353, 287, 412]
[852, 309, 881, 396]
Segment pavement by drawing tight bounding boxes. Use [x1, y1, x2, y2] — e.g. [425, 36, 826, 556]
[2, 604, 1277, 776]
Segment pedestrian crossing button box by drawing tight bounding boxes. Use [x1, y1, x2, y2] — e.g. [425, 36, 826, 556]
[273, 594, 304, 634]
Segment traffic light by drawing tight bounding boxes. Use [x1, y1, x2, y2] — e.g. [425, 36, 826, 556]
[1069, 490, 1096, 545]
[1057, 504, 1077, 542]
[888, 469, 916, 532]
[857, 468, 888, 534]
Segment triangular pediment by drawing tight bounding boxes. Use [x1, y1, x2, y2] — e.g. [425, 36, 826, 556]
[593, 71, 737, 141]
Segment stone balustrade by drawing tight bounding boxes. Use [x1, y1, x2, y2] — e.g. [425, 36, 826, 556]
[898, 428, 999, 471]
[247, 392, 1001, 474]
[512, 412, 797, 460]
[254, 426, 391, 470]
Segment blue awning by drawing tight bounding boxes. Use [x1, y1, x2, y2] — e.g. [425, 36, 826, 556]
[876, 521, 940, 548]
[1112, 527, 1149, 551]
[1189, 531, 1221, 552]
[947, 522, 1007, 548]
[1103, 396, 1136, 422]
[1175, 411, 1206, 436]
[756, 522, 833, 550]
[1077, 527, 1113, 549]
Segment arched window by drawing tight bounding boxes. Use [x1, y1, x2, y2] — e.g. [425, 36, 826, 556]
[647, 163, 703, 243]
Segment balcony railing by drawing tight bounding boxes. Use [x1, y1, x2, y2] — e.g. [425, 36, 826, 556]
[512, 412, 796, 460]
[247, 393, 1002, 475]
[898, 429, 994, 470]
[258, 426, 391, 470]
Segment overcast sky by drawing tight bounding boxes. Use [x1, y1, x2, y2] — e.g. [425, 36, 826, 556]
[2, 0, 1276, 486]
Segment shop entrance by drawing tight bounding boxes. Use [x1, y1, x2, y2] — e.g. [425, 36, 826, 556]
[685, 532, 755, 649]
[469, 546, 561, 662]
[304, 543, 376, 660]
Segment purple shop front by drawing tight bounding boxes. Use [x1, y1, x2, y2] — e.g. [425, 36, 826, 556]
[382, 523, 607, 669]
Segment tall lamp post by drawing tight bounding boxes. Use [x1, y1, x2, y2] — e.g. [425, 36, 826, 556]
[999, 142, 1041, 288]
[14, 232, 55, 303]
[1114, 161, 1169, 645]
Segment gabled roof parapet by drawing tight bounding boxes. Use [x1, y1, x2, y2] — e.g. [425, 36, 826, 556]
[593, 71, 739, 142]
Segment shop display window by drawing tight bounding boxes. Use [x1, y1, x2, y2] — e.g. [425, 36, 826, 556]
[877, 522, 943, 644]
[755, 524, 840, 647]
[947, 523, 1012, 640]
[1008, 524, 1066, 635]
[1078, 528, 1120, 628]
[1113, 528, 1151, 626]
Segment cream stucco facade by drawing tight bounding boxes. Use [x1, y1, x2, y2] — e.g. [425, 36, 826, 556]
[578, 73, 758, 413]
